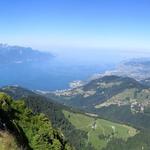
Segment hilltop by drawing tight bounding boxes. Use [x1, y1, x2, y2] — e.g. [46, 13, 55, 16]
[44, 75, 146, 110]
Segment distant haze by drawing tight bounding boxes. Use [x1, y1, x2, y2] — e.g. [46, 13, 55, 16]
[1, 0, 150, 51]
[43, 48, 150, 66]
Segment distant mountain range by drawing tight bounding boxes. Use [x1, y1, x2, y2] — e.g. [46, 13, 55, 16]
[0, 44, 56, 89]
[0, 44, 53, 64]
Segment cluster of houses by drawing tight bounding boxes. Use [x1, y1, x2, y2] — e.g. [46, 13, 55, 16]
[130, 102, 145, 114]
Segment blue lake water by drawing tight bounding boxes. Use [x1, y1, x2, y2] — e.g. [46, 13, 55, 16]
[0, 49, 148, 90]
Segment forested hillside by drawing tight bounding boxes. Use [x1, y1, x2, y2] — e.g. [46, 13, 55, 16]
[44, 75, 146, 109]
[0, 93, 72, 150]
[41, 75, 150, 149]
[2, 82, 150, 150]
[0, 85, 139, 150]
[0, 86, 94, 150]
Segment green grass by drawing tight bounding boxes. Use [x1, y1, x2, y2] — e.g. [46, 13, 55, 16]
[95, 88, 150, 108]
[63, 110, 137, 150]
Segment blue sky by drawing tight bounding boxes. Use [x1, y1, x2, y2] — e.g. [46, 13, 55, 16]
[0, 0, 150, 53]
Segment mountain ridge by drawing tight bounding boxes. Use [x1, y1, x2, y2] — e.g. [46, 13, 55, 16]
[0, 44, 53, 64]
[43, 75, 147, 110]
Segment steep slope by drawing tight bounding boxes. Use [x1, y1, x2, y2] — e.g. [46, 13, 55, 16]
[0, 86, 94, 150]
[0, 130, 20, 150]
[0, 93, 72, 150]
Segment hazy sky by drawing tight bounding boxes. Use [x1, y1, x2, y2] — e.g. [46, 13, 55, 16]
[0, 0, 150, 53]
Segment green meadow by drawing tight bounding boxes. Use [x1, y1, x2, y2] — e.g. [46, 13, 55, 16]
[63, 110, 137, 150]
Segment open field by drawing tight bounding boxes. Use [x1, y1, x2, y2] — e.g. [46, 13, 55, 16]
[63, 110, 137, 150]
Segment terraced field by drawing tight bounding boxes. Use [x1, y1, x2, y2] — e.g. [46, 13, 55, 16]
[63, 110, 137, 150]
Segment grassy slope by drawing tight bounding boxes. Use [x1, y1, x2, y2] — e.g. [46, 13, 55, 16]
[95, 88, 150, 108]
[46, 76, 146, 110]
[63, 110, 137, 150]
[0, 131, 20, 150]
